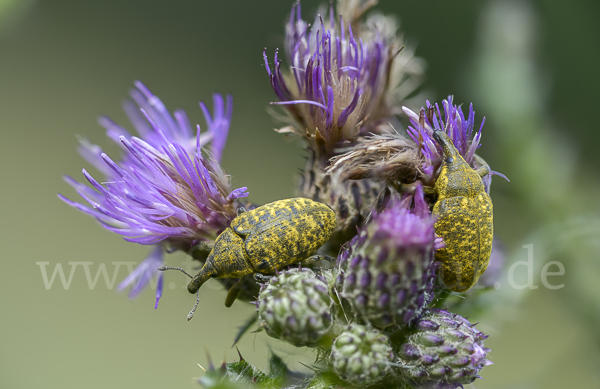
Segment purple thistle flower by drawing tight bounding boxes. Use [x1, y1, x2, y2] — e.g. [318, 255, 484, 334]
[117, 246, 165, 308]
[336, 186, 437, 329]
[403, 97, 508, 190]
[59, 82, 248, 306]
[264, 2, 399, 155]
[372, 201, 434, 251]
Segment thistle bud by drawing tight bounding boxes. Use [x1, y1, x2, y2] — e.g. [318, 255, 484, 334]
[397, 308, 492, 386]
[257, 269, 333, 347]
[335, 193, 437, 330]
[330, 324, 393, 386]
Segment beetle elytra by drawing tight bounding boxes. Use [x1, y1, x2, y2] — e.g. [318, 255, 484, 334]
[432, 130, 493, 292]
[160, 197, 336, 320]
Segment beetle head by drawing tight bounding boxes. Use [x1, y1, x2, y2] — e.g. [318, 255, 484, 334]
[187, 261, 214, 294]
[433, 130, 485, 198]
[433, 130, 471, 172]
[432, 130, 462, 160]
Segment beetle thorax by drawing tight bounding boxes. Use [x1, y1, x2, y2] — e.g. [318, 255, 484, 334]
[435, 158, 485, 200]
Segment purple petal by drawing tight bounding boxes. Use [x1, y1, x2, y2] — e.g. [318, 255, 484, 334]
[227, 187, 249, 201]
[118, 246, 164, 298]
[271, 100, 327, 109]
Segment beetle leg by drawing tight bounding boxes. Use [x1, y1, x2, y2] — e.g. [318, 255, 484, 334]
[189, 241, 214, 261]
[302, 254, 336, 269]
[392, 181, 435, 196]
[473, 154, 491, 177]
[475, 165, 490, 178]
[187, 290, 200, 321]
[253, 273, 273, 283]
[224, 276, 245, 308]
[422, 185, 436, 196]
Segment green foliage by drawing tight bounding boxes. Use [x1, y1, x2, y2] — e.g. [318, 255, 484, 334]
[232, 313, 259, 347]
[198, 353, 291, 389]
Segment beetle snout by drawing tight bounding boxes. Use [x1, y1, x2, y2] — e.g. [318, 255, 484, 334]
[432, 130, 452, 150]
[187, 268, 213, 294]
[433, 130, 461, 160]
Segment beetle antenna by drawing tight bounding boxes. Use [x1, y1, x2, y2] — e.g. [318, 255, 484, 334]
[187, 290, 200, 321]
[158, 266, 193, 279]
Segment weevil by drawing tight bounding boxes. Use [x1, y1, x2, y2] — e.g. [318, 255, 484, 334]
[431, 130, 493, 292]
[160, 197, 336, 320]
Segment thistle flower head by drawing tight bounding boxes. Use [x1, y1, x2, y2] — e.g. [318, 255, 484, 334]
[330, 323, 393, 386]
[257, 268, 333, 347]
[59, 82, 247, 305]
[264, 1, 411, 156]
[60, 82, 247, 247]
[336, 185, 437, 330]
[403, 97, 507, 190]
[397, 308, 492, 386]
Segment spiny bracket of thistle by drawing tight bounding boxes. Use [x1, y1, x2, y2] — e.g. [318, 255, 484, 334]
[395, 309, 492, 387]
[265, 0, 423, 159]
[197, 351, 294, 389]
[335, 186, 438, 331]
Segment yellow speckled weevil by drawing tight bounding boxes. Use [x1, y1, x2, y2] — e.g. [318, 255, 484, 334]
[432, 130, 493, 292]
[160, 197, 336, 320]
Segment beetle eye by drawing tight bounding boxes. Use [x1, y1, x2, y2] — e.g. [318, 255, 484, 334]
[445, 157, 454, 163]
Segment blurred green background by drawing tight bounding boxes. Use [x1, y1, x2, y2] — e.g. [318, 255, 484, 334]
[1, 0, 599, 388]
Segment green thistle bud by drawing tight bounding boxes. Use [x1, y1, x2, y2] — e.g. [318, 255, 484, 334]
[396, 308, 492, 386]
[330, 324, 393, 386]
[257, 268, 333, 347]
